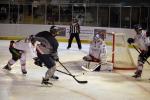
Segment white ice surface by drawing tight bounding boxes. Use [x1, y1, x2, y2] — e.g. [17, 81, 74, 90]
[0, 40, 150, 100]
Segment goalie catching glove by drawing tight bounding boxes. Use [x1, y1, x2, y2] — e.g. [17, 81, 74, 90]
[127, 38, 134, 44]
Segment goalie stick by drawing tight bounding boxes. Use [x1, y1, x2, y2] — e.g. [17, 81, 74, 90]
[82, 63, 105, 72]
[81, 65, 100, 72]
[81, 62, 113, 72]
[58, 60, 88, 84]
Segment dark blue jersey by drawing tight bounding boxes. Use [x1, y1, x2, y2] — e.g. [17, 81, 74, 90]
[35, 31, 59, 53]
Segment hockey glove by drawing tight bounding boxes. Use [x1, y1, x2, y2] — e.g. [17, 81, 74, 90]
[53, 56, 59, 61]
[33, 57, 43, 67]
[139, 51, 148, 62]
[51, 52, 59, 61]
[127, 38, 134, 44]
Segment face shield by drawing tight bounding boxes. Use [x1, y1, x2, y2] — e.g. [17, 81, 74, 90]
[93, 34, 104, 44]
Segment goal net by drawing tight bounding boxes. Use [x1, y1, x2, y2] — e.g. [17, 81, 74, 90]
[94, 29, 136, 70]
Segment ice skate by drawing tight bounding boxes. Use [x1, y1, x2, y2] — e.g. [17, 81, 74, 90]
[41, 78, 53, 85]
[132, 74, 141, 78]
[67, 47, 70, 49]
[132, 70, 142, 79]
[51, 75, 59, 80]
[3, 65, 11, 71]
[22, 69, 27, 75]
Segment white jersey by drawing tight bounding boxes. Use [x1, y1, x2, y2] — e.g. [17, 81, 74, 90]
[89, 40, 107, 62]
[134, 31, 150, 51]
[13, 39, 30, 52]
[13, 38, 38, 58]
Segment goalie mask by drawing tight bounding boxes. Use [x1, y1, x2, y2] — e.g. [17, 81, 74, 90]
[94, 34, 100, 40]
[93, 34, 103, 44]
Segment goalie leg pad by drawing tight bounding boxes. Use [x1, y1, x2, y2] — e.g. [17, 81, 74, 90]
[99, 62, 113, 71]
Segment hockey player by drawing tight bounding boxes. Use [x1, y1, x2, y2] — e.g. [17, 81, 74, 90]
[83, 33, 108, 71]
[2, 38, 31, 74]
[127, 25, 150, 78]
[31, 26, 60, 85]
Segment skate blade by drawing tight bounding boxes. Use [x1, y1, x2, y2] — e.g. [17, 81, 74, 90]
[41, 82, 53, 86]
[41, 84, 53, 87]
[132, 76, 141, 79]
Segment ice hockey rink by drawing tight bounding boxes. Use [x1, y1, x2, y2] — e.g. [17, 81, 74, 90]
[1, 40, 150, 100]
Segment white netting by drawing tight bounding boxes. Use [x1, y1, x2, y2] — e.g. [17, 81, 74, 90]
[105, 32, 135, 70]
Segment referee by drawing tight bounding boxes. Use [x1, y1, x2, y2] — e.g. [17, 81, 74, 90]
[67, 18, 82, 50]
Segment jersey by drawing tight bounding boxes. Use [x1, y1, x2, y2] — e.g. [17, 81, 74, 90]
[13, 39, 31, 52]
[89, 39, 107, 62]
[134, 31, 150, 51]
[31, 31, 59, 59]
[70, 22, 80, 34]
[35, 31, 59, 53]
[33, 36, 54, 54]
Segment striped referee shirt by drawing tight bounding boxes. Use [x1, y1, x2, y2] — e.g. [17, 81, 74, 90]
[70, 23, 80, 34]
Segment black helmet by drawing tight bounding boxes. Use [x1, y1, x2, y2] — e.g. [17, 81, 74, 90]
[50, 25, 56, 31]
[134, 24, 142, 30]
[50, 25, 59, 36]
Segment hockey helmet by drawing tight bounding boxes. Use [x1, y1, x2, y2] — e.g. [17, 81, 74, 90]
[134, 24, 142, 31]
[50, 25, 60, 36]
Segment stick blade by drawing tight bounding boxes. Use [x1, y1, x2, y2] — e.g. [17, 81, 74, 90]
[73, 76, 88, 84]
[77, 80, 88, 84]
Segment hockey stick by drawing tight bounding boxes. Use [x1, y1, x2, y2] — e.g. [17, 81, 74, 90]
[56, 69, 85, 77]
[58, 61, 88, 84]
[132, 45, 150, 65]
